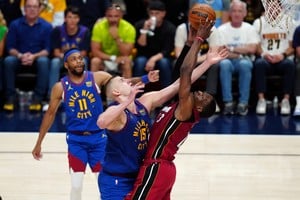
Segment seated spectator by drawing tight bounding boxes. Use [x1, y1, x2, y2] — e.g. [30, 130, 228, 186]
[0, 10, 7, 95]
[90, 3, 135, 78]
[293, 25, 300, 116]
[217, 0, 259, 115]
[133, 0, 176, 89]
[66, 0, 109, 31]
[21, 0, 66, 27]
[173, 20, 221, 112]
[253, 12, 295, 115]
[190, 0, 230, 28]
[44, 6, 90, 111]
[3, 0, 52, 112]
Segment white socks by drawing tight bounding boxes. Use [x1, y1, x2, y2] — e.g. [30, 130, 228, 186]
[70, 171, 84, 200]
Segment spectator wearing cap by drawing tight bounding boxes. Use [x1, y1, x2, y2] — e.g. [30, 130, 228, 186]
[133, 0, 176, 90]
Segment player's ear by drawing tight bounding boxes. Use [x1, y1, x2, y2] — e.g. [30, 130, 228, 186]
[197, 106, 203, 112]
[112, 89, 120, 96]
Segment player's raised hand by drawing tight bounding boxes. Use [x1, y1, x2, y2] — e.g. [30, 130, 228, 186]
[206, 46, 229, 65]
[196, 18, 215, 41]
[129, 82, 145, 102]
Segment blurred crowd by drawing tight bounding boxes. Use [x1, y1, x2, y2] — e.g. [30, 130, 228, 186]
[0, 0, 299, 117]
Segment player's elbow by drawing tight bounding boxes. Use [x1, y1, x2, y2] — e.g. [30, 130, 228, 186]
[97, 117, 107, 129]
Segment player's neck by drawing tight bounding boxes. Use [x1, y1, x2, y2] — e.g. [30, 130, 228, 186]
[68, 73, 85, 84]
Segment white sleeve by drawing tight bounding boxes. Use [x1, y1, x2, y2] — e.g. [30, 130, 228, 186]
[174, 23, 188, 48]
[216, 25, 227, 46]
[248, 25, 260, 44]
[207, 26, 219, 46]
[252, 18, 260, 34]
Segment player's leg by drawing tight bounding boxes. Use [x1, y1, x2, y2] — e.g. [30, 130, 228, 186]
[87, 132, 107, 199]
[70, 170, 85, 200]
[125, 161, 176, 200]
[67, 133, 89, 200]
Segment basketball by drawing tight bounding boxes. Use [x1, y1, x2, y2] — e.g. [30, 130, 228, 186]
[188, 4, 216, 30]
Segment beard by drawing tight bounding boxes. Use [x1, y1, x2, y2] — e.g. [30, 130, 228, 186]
[69, 64, 85, 77]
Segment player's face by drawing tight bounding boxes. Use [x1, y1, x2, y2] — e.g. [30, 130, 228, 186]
[193, 91, 213, 112]
[65, 52, 85, 76]
[112, 76, 132, 96]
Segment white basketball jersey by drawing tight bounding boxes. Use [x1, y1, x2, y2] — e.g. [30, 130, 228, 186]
[253, 15, 294, 55]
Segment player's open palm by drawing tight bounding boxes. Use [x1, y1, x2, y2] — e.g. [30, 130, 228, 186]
[129, 82, 145, 102]
[206, 46, 229, 65]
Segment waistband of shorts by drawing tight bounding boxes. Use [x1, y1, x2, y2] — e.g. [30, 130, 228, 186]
[68, 130, 101, 135]
[103, 170, 138, 179]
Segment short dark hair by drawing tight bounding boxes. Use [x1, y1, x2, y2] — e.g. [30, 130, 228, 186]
[64, 6, 80, 17]
[148, 0, 166, 11]
[199, 98, 216, 118]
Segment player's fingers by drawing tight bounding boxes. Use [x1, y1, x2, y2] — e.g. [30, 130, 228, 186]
[33, 152, 42, 160]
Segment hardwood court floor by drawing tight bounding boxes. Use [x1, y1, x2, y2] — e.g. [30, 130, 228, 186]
[1, 133, 300, 200]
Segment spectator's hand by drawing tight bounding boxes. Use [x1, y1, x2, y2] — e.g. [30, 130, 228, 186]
[270, 54, 284, 63]
[206, 46, 228, 65]
[21, 52, 34, 66]
[145, 58, 155, 71]
[109, 26, 119, 39]
[147, 70, 159, 82]
[263, 53, 279, 64]
[143, 18, 152, 30]
[116, 56, 130, 65]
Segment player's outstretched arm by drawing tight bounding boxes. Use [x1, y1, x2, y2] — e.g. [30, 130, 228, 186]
[176, 20, 215, 120]
[32, 82, 63, 160]
[127, 70, 159, 84]
[191, 46, 228, 83]
[139, 20, 215, 112]
[97, 82, 144, 130]
[141, 46, 228, 112]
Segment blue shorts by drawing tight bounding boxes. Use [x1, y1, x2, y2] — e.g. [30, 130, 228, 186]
[99, 171, 136, 200]
[66, 130, 107, 172]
